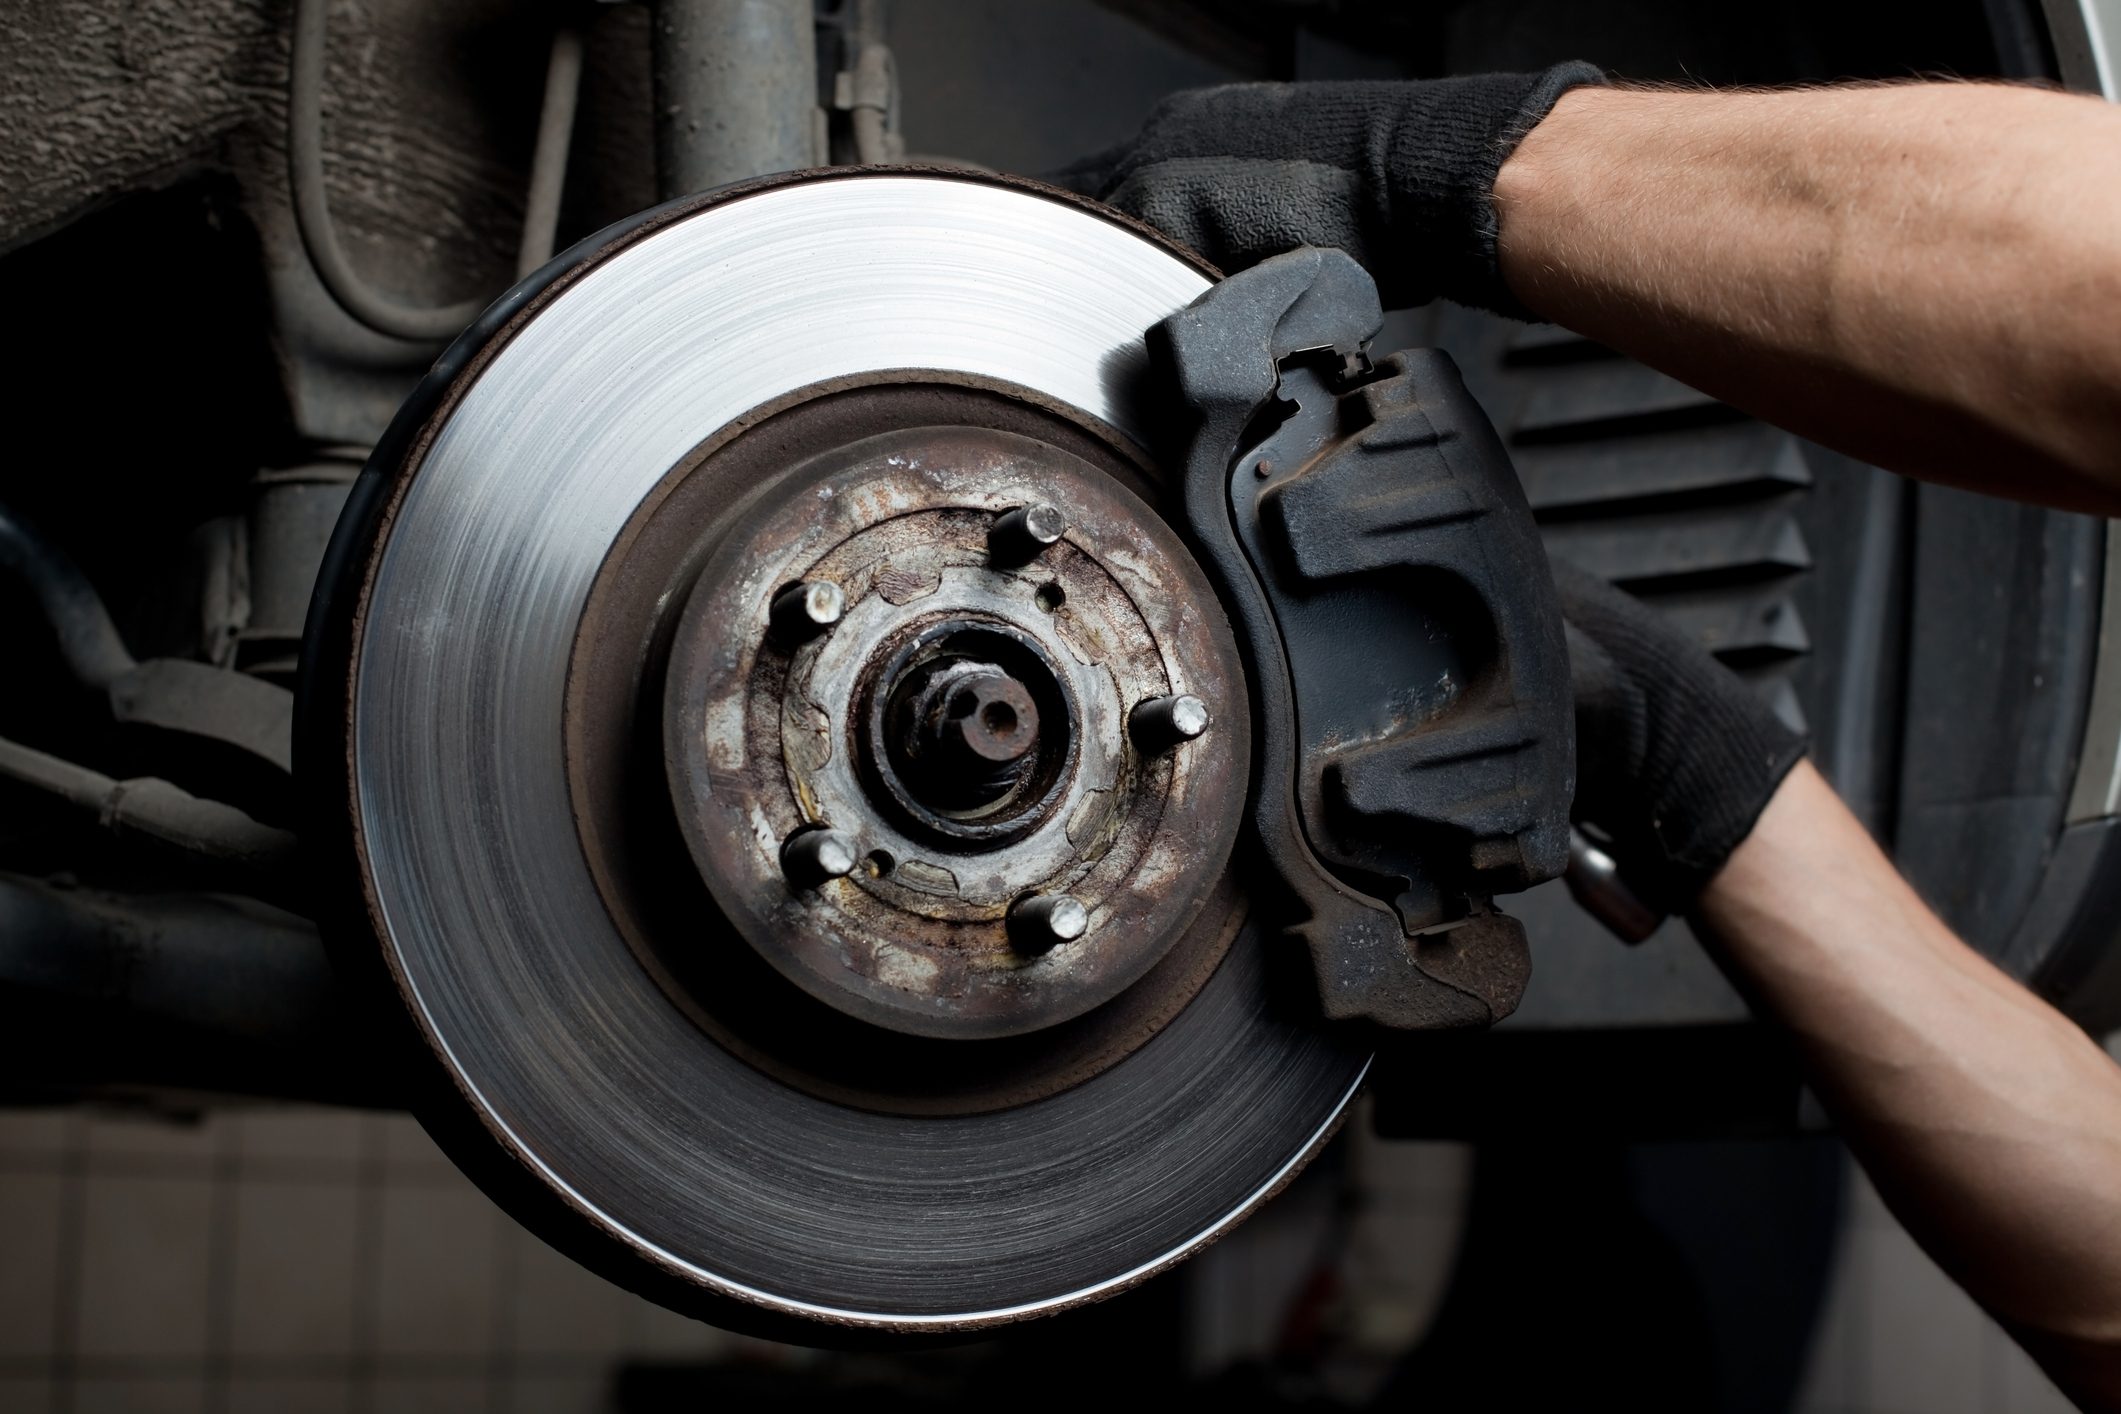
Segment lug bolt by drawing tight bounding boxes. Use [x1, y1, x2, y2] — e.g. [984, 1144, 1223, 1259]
[1010, 893, 1089, 952]
[769, 580, 844, 646]
[1131, 693, 1210, 752]
[988, 504, 1066, 566]
[781, 826, 857, 888]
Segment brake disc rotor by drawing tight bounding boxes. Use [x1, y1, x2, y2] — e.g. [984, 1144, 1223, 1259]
[309, 170, 1368, 1333]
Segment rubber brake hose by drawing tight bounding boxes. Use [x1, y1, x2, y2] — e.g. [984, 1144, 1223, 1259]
[289, 0, 582, 340]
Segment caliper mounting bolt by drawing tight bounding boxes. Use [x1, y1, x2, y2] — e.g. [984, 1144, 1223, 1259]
[1131, 693, 1210, 753]
[781, 826, 858, 888]
[770, 580, 845, 646]
[988, 504, 1066, 567]
[1009, 893, 1089, 952]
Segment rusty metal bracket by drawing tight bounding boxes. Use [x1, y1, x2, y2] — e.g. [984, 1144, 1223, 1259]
[1151, 247, 1574, 1030]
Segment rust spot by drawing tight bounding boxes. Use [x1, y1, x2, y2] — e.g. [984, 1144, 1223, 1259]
[893, 858, 961, 896]
[1064, 786, 1121, 864]
[876, 563, 939, 604]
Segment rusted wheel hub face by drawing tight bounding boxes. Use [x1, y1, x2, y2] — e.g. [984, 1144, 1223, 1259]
[565, 376, 1255, 1106]
[661, 415, 1248, 1041]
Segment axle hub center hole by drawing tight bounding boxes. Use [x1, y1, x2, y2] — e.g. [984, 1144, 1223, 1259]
[865, 620, 1075, 839]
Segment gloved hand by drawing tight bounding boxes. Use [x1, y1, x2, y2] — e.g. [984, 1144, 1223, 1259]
[1050, 63, 1604, 317]
[1553, 559, 1808, 916]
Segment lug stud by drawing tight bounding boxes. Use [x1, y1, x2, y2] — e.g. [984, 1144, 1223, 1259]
[1010, 893, 1089, 951]
[1131, 693, 1210, 752]
[769, 580, 844, 646]
[988, 504, 1066, 566]
[781, 826, 857, 888]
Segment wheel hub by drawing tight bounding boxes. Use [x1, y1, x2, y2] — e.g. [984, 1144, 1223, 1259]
[659, 419, 1246, 1041]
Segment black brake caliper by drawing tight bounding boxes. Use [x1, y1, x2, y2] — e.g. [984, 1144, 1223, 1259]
[1152, 248, 1574, 1029]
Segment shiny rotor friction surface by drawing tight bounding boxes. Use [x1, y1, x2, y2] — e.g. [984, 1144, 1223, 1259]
[349, 173, 1368, 1326]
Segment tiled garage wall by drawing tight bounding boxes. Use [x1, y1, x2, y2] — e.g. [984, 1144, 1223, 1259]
[0, 1105, 2089, 1413]
[0, 1107, 783, 1414]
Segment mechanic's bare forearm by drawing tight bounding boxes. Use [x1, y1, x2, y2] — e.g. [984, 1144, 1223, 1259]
[1495, 83, 2121, 514]
[1697, 762, 2121, 1404]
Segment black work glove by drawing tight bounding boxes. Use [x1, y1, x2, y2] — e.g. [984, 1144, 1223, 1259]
[1554, 559, 1808, 916]
[1050, 63, 1604, 317]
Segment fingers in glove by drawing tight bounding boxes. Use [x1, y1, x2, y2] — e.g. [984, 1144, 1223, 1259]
[1548, 555, 1806, 913]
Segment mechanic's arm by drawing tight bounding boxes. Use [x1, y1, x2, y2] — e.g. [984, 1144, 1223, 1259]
[1069, 71, 2121, 515]
[1495, 82, 2121, 515]
[1558, 559, 2121, 1409]
[1702, 761, 2121, 1409]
